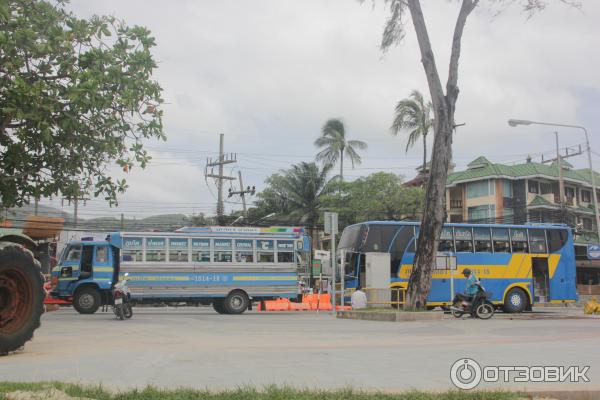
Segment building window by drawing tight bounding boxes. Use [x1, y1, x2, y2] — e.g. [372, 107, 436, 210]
[503, 208, 514, 224]
[503, 180, 513, 198]
[468, 205, 496, 223]
[528, 180, 539, 194]
[565, 187, 575, 201]
[582, 190, 591, 203]
[540, 182, 553, 195]
[582, 218, 593, 231]
[466, 180, 494, 199]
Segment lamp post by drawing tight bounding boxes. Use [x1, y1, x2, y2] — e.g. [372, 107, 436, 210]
[508, 119, 600, 242]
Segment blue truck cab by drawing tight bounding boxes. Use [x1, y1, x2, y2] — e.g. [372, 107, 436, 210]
[51, 239, 119, 314]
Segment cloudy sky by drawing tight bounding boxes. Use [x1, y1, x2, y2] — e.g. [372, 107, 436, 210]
[41, 0, 600, 219]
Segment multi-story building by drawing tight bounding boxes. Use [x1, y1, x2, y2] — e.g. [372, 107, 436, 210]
[445, 156, 599, 236]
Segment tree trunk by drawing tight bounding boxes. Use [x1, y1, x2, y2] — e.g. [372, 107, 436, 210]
[422, 132, 427, 175]
[405, 0, 477, 309]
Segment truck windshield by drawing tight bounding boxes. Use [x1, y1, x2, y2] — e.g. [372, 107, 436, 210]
[63, 245, 82, 262]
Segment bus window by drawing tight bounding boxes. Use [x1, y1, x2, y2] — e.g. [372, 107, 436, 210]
[548, 229, 568, 252]
[235, 239, 254, 262]
[192, 238, 211, 262]
[438, 227, 454, 252]
[169, 238, 189, 262]
[338, 224, 363, 251]
[257, 240, 275, 263]
[276, 240, 294, 263]
[511, 228, 528, 253]
[146, 238, 166, 262]
[454, 227, 473, 252]
[390, 226, 416, 275]
[492, 228, 510, 253]
[122, 237, 143, 262]
[473, 228, 492, 252]
[214, 239, 233, 262]
[363, 224, 399, 252]
[529, 229, 547, 253]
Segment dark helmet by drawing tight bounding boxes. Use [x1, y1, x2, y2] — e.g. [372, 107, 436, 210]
[462, 268, 471, 277]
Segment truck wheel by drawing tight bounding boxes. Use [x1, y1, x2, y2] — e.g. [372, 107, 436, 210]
[73, 287, 100, 314]
[0, 245, 44, 355]
[224, 290, 249, 315]
[503, 287, 528, 313]
[212, 299, 228, 314]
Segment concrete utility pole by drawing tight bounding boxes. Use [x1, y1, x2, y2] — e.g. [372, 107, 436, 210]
[228, 171, 255, 217]
[206, 134, 236, 224]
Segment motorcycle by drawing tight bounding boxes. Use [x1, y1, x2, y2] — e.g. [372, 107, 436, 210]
[450, 283, 494, 320]
[113, 273, 133, 320]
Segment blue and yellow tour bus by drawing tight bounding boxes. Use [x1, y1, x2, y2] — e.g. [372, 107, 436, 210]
[51, 226, 309, 314]
[338, 221, 578, 312]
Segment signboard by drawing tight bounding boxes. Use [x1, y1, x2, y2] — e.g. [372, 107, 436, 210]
[588, 245, 600, 260]
[169, 238, 188, 250]
[192, 238, 210, 249]
[146, 238, 165, 249]
[312, 260, 322, 275]
[123, 237, 143, 250]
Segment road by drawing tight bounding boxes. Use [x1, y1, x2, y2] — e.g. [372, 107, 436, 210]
[1, 307, 599, 392]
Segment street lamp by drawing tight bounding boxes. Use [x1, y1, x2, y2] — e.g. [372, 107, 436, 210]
[508, 119, 600, 242]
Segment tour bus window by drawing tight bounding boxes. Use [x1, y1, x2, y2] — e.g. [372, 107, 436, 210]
[65, 245, 82, 262]
[235, 239, 254, 262]
[454, 227, 473, 252]
[192, 239, 211, 262]
[529, 229, 547, 253]
[277, 240, 295, 263]
[338, 224, 362, 251]
[146, 237, 166, 262]
[473, 227, 492, 252]
[363, 224, 399, 252]
[214, 239, 233, 262]
[438, 227, 454, 252]
[122, 237, 143, 262]
[95, 246, 108, 263]
[492, 228, 510, 253]
[169, 238, 189, 262]
[257, 240, 275, 263]
[511, 228, 528, 253]
[547, 229, 568, 252]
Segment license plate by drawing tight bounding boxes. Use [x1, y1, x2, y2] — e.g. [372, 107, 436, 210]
[115, 298, 123, 305]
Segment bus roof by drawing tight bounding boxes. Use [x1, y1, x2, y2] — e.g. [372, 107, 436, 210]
[343, 221, 570, 230]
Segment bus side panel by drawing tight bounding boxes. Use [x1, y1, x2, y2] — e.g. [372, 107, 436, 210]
[549, 246, 578, 302]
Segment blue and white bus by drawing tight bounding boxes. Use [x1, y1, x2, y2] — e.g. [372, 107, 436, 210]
[51, 226, 310, 314]
[338, 221, 578, 312]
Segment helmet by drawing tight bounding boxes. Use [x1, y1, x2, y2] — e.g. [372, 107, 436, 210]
[462, 268, 471, 277]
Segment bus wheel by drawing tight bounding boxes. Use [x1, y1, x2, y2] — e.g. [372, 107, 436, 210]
[212, 300, 228, 314]
[73, 286, 100, 314]
[503, 288, 528, 313]
[224, 290, 249, 315]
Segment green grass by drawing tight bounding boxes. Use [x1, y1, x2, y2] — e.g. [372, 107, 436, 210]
[0, 382, 523, 400]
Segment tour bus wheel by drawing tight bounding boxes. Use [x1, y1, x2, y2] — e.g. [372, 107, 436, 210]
[503, 287, 528, 313]
[73, 286, 101, 314]
[212, 300, 228, 314]
[224, 290, 249, 315]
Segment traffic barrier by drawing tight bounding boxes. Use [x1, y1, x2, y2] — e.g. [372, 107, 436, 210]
[257, 294, 346, 312]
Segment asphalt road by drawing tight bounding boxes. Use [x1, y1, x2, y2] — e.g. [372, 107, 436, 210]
[1, 307, 599, 392]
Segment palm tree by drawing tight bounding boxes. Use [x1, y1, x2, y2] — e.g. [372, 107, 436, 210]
[390, 90, 433, 173]
[314, 119, 367, 183]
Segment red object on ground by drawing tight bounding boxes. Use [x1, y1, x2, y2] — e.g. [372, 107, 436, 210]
[43, 282, 71, 306]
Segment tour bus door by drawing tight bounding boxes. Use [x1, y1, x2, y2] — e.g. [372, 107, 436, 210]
[532, 257, 550, 303]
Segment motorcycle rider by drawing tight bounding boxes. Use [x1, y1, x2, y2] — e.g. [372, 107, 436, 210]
[454, 268, 479, 308]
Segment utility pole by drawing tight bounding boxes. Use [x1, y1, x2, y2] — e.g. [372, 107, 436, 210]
[206, 134, 236, 224]
[228, 171, 255, 217]
[120, 213, 124, 231]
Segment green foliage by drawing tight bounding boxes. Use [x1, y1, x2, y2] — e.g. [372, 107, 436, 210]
[0, 382, 523, 400]
[391, 90, 432, 172]
[252, 162, 334, 228]
[315, 118, 367, 182]
[325, 172, 424, 227]
[0, 0, 164, 208]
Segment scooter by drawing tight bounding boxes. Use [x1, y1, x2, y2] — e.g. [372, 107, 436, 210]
[450, 283, 494, 320]
[113, 273, 133, 320]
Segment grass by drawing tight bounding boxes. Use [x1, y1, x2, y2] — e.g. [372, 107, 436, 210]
[0, 382, 523, 400]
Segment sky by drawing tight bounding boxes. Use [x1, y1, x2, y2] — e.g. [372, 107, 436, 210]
[39, 0, 600, 220]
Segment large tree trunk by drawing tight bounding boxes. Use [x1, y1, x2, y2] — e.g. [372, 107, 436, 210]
[405, 0, 477, 309]
[422, 132, 427, 174]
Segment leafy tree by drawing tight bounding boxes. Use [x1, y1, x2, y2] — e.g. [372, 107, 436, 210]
[0, 0, 164, 208]
[314, 118, 367, 183]
[391, 90, 432, 174]
[373, 0, 578, 309]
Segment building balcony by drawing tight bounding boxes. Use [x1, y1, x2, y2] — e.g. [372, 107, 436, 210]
[450, 199, 463, 209]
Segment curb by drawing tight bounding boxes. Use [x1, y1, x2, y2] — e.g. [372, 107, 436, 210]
[527, 390, 600, 400]
[337, 310, 443, 322]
